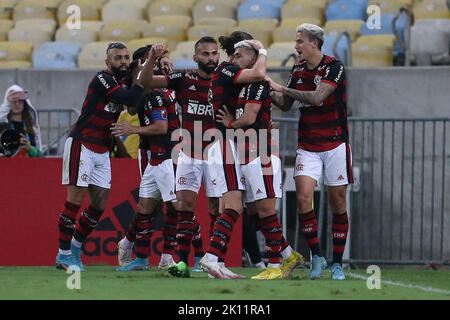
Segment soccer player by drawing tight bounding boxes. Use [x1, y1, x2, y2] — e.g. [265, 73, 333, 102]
[142, 37, 222, 278]
[215, 40, 300, 280]
[268, 24, 353, 280]
[56, 42, 155, 270]
[111, 45, 179, 271]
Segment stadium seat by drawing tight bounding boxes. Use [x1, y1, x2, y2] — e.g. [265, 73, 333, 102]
[58, 1, 100, 24]
[55, 25, 98, 45]
[237, 1, 281, 21]
[195, 17, 237, 28]
[188, 25, 229, 41]
[413, 1, 450, 19]
[32, 41, 81, 69]
[0, 19, 13, 41]
[170, 41, 196, 61]
[99, 21, 147, 42]
[357, 34, 396, 49]
[77, 41, 111, 68]
[0, 0, 17, 20]
[150, 15, 192, 29]
[360, 13, 408, 36]
[143, 21, 187, 51]
[15, 18, 57, 34]
[238, 18, 279, 30]
[127, 37, 167, 55]
[229, 26, 272, 47]
[192, 0, 236, 24]
[285, 0, 328, 10]
[0, 41, 33, 61]
[367, 0, 411, 13]
[119, 0, 150, 9]
[59, 0, 105, 9]
[322, 34, 350, 63]
[0, 60, 32, 68]
[280, 17, 322, 28]
[243, 0, 286, 9]
[352, 35, 394, 67]
[172, 59, 198, 70]
[267, 41, 297, 67]
[8, 27, 53, 48]
[272, 25, 298, 43]
[281, 2, 323, 23]
[326, 0, 367, 21]
[102, 0, 145, 22]
[13, 2, 55, 21]
[78, 21, 103, 31]
[324, 19, 364, 41]
[21, 0, 62, 10]
[148, 1, 191, 19]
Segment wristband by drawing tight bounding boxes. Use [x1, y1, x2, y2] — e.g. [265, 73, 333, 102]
[258, 48, 267, 56]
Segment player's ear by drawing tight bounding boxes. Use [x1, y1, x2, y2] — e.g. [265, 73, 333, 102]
[193, 54, 198, 63]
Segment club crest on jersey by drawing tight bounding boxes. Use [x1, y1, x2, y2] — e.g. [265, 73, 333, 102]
[161, 109, 168, 120]
[314, 75, 322, 87]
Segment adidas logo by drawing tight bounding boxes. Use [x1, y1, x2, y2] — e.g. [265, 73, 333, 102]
[170, 190, 174, 195]
[256, 189, 263, 195]
[338, 175, 345, 181]
[296, 78, 303, 84]
[188, 85, 196, 91]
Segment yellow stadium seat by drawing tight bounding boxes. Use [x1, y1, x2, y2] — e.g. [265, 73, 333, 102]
[59, 0, 105, 9]
[352, 41, 393, 67]
[99, 21, 147, 42]
[192, 0, 236, 24]
[285, 0, 328, 10]
[0, 0, 18, 20]
[187, 24, 229, 41]
[228, 26, 272, 47]
[0, 60, 31, 68]
[15, 18, 57, 34]
[13, 2, 55, 21]
[413, 2, 450, 19]
[280, 17, 322, 28]
[0, 41, 33, 61]
[148, 1, 191, 19]
[281, 2, 323, 23]
[8, 27, 52, 47]
[368, 0, 411, 13]
[78, 21, 103, 31]
[0, 19, 13, 41]
[102, 0, 145, 22]
[175, 0, 197, 9]
[119, 0, 150, 9]
[58, 1, 100, 24]
[324, 19, 364, 41]
[195, 17, 237, 28]
[127, 37, 167, 55]
[356, 34, 396, 49]
[20, 0, 62, 10]
[238, 18, 279, 30]
[143, 22, 187, 51]
[267, 41, 297, 67]
[170, 40, 196, 60]
[55, 25, 98, 45]
[150, 15, 192, 29]
[273, 25, 298, 43]
[78, 41, 112, 68]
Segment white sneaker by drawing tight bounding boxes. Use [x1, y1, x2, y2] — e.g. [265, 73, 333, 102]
[117, 238, 133, 266]
[219, 262, 245, 279]
[254, 261, 267, 270]
[199, 255, 230, 279]
[158, 254, 175, 270]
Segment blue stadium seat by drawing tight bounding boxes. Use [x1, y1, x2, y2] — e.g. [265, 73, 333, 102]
[326, 0, 367, 21]
[172, 59, 197, 70]
[322, 34, 350, 64]
[33, 42, 81, 69]
[237, 1, 280, 21]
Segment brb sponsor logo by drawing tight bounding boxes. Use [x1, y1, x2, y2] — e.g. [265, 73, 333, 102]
[187, 101, 213, 116]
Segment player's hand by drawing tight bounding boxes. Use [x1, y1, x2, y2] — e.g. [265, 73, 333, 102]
[268, 78, 283, 92]
[111, 121, 136, 136]
[215, 106, 234, 128]
[159, 56, 173, 73]
[249, 40, 264, 51]
[150, 44, 168, 59]
[19, 133, 32, 151]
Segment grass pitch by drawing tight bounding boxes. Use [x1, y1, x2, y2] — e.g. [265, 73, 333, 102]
[0, 265, 449, 300]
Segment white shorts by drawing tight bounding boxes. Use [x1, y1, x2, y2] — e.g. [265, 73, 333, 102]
[207, 139, 245, 196]
[140, 158, 176, 202]
[242, 155, 282, 203]
[175, 151, 221, 198]
[62, 137, 111, 189]
[294, 142, 353, 186]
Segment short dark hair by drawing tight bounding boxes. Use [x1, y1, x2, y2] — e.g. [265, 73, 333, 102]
[218, 31, 253, 56]
[194, 36, 217, 50]
[106, 42, 127, 54]
[132, 45, 151, 62]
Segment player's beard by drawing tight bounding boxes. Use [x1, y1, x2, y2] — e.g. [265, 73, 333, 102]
[198, 60, 218, 74]
[111, 65, 130, 81]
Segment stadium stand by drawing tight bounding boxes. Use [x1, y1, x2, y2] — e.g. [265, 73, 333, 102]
[326, 0, 367, 21]
[150, 15, 192, 29]
[0, 40, 33, 68]
[195, 17, 237, 27]
[55, 25, 99, 45]
[77, 41, 111, 68]
[281, 2, 324, 24]
[99, 21, 147, 42]
[13, 1, 55, 21]
[102, 0, 145, 22]
[143, 21, 186, 50]
[8, 27, 53, 48]
[32, 41, 81, 69]
[0, 0, 18, 20]
[324, 19, 364, 41]
[147, 0, 191, 19]
[0, 19, 13, 41]
[352, 34, 395, 67]
[192, 0, 236, 24]
[322, 34, 351, 64]
[188, 24, 229, 41]
[15, 18, 57, 34]
[127, 36, 167, 54]
[267, 41, 297, 67]
[237, 1, 281, 21]
[57, 1, 100, 24]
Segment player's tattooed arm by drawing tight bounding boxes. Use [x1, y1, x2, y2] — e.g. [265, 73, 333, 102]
[273, 82, 335, 107]
[267, 77, 294, 111]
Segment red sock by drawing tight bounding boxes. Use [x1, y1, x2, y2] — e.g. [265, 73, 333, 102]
[134, 212, 156, 259]
[175, 211, 195, 263]
[259, 214, 283, 265]
[58, 201, 81, 250]
[332, 212, 349, 264]
[162, 206, 177, 256]
[298, 210, 321, 256]
[208, 208, 240, 260]
[74, 205, 103, 243]
[209, 212, 218, 238]
[191, 217, 203, 257]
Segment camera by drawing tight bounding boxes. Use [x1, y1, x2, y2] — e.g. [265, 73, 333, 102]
[0, 123, 21, 155]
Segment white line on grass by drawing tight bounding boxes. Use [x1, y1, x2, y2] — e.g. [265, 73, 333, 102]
[347, 272, 450, 296]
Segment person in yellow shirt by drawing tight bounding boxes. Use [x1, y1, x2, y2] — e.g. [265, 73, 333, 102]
[116, 107, 140, 158]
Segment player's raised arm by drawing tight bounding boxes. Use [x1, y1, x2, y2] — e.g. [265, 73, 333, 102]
[137, 44, 170, 88]
[233, 40, 267, 84]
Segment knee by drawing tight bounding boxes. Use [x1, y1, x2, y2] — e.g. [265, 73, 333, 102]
[177, 200, 195, 212]
[296, 193, 313, 209]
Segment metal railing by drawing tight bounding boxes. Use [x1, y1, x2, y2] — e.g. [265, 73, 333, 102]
[37, 108, 79, 156]
[274, 116, 450, 265]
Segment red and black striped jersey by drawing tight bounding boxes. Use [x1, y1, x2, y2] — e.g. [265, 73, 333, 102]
[287, 55, 348, 152]
[138, 89, 176, 165]
[235, 81, 272, 164]
[69, 71, 143, 153]
[210, 62, 244, 135]
[165, 71, 214, 157]
[160, 88, 179, 134]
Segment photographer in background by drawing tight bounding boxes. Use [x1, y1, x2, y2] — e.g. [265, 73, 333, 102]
[0, 85, 43, 157]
